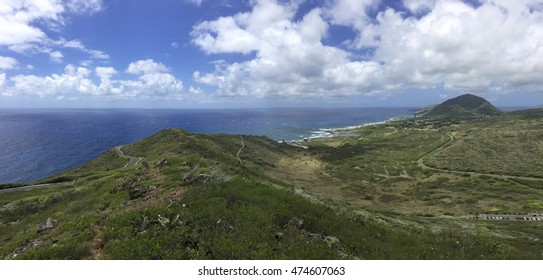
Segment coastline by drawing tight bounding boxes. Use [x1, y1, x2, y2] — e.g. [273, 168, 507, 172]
[286, 116, 407, 144]
[0, 108, 414, 183]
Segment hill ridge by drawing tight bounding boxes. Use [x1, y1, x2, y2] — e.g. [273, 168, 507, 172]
[425, 94, 502, 117]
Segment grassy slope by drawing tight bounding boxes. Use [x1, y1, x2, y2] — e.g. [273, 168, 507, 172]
[1, 114, 543, 259]
[426, 116, 543, 177]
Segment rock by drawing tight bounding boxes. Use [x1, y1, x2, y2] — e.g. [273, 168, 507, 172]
[128, 185, 156, 200]
[157, 215, 170, 227]
[37, 218, 58, 235]
[307, 232, 322, 240]
[138, 216, 149, 232]
[273, 232, 284, 240]
[285, 217, 304, 229]
[296, 218, 304, 229]
[336, 208, 346, 216]
[324, 236, 340, 248]
[7, 241, 42, 260]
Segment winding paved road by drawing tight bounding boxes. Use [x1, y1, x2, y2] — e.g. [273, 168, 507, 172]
[417, 133, 543, 181]
[115, 146, 142, 168]
[1, 146, 142, 194]
[0, 183, 57, 194]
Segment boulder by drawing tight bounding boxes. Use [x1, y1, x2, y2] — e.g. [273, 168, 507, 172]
[37, 218, 58, 235]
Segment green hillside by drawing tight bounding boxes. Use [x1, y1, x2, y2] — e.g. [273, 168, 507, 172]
[2, 111, 543, 260]
[425, 94, 502, 117]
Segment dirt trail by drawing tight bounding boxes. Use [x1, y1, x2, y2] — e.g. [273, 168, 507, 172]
[417, 133, 543, 181]
[2, 145, 141, 194]
[236, 136, 245, 164]
[90, 224, 105, 260]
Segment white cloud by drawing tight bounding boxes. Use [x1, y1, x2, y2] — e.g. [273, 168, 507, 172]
[326, 0, 380, 30]
[126, 59, 169, 75]
[0, 2, 50, 46]
[191, 0, 543, 98]
[6, 64, 94, 97]
[0, 73, 6, 87]
[63, 39, 86, 50]
[66, 0, 103, 15]
[124, 60, 183, 97]
[192, 16, 260, 54]
[49, 51, 64, 63]
[0, 0, 63, 48]
[95, 66, 117, 80]
[191, 0, 308, 55]
[189, 86, 204, 95]
[403, 0, 435, 14]
[186, 0, 204, 7]
[2, 59, 185, 99]
[122, 72, 184, 97]
[0, 0, 107, 63]
[0, 56, 18, 70]
[191, 0, 387, 97]
[94, 66, 122, 96]
[363, 0, 543, 91]
[62, 39, 110, 60]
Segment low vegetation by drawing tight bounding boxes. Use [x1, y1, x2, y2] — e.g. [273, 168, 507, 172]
[2, 106, 543, 260]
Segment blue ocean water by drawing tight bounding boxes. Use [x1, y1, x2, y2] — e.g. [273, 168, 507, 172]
[0, 108, 413, 183]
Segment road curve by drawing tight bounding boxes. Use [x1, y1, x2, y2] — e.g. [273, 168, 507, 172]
[115, 146, 142, 168]
[236, 136, 245, 164]
[1, 146, 142, 194]
[417, 132, 454, 170]
[417, 133, 543, 181]
[0, 183, 56, 194]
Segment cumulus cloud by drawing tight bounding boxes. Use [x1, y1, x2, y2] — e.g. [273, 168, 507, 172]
[189, 86, 204, 95]
[6, 64, 94, 97]
[0, 0, 60, 47]
[0, 56, 18, 70]
[364, 0, 543, 91]
[403, 0, 436, 14]
[126, 59, 169, 75]
[190, 0, 543, 98]
[192, 0, 365, 97]
[93, 66, 122, 96]
[0, 0, 107, 62]
[192, 0, 367, 97]
[123, 60, 183, 97]
[326, 0, 380, 30]
[49, 51, 64, 63]
[2, 59, 185, 100]
[95, 66, 117, 80]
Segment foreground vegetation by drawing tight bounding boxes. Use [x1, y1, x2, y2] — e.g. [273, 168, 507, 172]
[1, 109, 543, 259]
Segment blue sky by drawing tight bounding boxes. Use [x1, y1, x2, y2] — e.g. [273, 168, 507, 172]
[1, 0, 543, 108]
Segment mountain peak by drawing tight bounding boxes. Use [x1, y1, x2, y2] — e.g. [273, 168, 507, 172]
[425, 94, 502, 117]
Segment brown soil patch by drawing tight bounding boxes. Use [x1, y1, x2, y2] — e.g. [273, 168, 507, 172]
[90, 225, 104, 260]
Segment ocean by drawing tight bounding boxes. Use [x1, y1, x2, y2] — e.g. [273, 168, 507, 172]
[0, 108, 413, 183]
